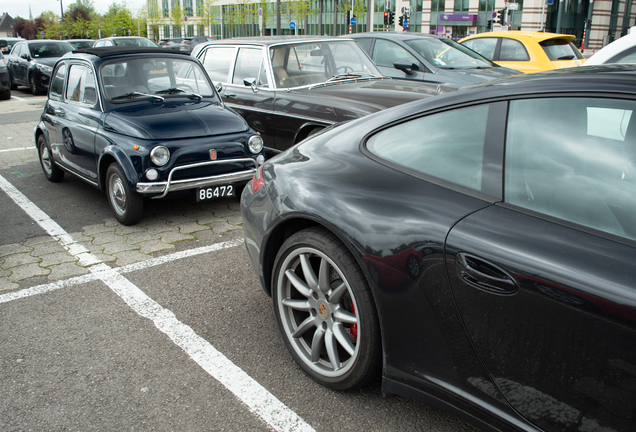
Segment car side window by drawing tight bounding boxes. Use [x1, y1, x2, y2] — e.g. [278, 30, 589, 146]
[499, 39, 530, 61]
[505, 97, 636, 241]
[353, 38, 373, 56]
[66, 64, 97, 106]
[49, 63, 67, 100]
[609, 46, 636, 64]
[232, 48, 268, 87]
[372, 39, 419, 68]
[367, 104, 490, 192]
[462, 38, 497, 61]
[201, 46, 235, 84]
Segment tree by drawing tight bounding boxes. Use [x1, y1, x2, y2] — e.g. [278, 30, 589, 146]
[66, 4, 92, 38]
[142, 0, 162, 40]
[290, 0, 320, 34]
[102, 3, 135, 37]
[337, 0, 366, 33]
[37, 12, 63, 39]
[170, 1, 185, 37]
[196, 0, 219, 36]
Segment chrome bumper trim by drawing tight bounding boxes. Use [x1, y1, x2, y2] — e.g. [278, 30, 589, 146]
[136, 158, 258, 198]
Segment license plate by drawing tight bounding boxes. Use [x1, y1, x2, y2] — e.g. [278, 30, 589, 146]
[196, 185, 235, 201]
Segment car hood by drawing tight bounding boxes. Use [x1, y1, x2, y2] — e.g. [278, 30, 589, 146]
[437, 66, 522, 84]
[103, 101, 249, 140]
[303, 79, 442, 115]
[30, 57, 59, 68]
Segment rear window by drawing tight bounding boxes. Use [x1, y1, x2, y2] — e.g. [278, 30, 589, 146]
[540, 39, 584, 61]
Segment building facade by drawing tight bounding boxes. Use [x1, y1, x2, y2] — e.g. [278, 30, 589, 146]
[146, 0, 634, 51]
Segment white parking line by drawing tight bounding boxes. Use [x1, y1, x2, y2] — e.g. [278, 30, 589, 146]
[0, 239, 244, 305]
[9, 95, 25, 101]
[0, 147, 36, 153]
[0, 173, 315, 432]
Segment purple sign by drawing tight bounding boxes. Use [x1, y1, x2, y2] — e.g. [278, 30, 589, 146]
[439, 14, 478, 21]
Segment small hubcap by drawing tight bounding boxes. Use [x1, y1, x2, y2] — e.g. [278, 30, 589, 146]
[109, 174, 127, 215]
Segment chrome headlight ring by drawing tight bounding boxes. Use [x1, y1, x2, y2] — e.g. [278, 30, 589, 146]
[150, 146, 170, 166]
[248, 135, 263, 154]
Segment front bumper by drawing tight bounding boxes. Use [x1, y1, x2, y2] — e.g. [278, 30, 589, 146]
[136, 158, 259, 198]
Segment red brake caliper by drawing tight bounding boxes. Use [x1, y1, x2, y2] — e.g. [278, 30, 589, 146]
[350, 301, 358, 340]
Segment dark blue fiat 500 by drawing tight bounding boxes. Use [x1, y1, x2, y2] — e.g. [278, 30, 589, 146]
[35, 46, 265, 225]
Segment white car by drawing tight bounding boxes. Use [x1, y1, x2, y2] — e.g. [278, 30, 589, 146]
[584, 32, 636, 65]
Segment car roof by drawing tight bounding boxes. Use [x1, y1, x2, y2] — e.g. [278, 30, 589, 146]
[347, 32, 442, 41]
[465, 31, 576, 42]
[585, 32, 636, 65]
[70, 46, 191, 58]
[23, 39, 72, 44]
[201, 35, 349, 47]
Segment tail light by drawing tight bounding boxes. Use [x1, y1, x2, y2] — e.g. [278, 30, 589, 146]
[250, 163, 266, 194]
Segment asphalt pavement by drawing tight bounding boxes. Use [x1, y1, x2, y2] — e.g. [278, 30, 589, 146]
[0, 88, 479, 432]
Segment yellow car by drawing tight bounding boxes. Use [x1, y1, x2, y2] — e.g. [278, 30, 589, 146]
[460, 31, 585, 73]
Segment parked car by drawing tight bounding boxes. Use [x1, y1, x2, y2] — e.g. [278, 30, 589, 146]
[346, 32, 522, 86]
[460, 31, 585, 73]
[0, 41, 10, 100]
[6, 39, 75, 95]
[179, 36, 214, 54]
[191, 36, 445, 154]
[93, 37, 158, 48]
[241, 64, 636, 432]
[0, 36, 24, 54]
[158, 37, 185, 51]
[584, 32, 636, 65]
[35, 46, 265, 225]
[66, 39, 95, 50]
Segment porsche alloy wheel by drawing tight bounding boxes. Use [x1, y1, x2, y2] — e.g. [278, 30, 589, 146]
[272, 227, 381, 390]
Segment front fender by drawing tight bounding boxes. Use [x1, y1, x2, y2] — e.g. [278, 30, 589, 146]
[97, 145, 138, 192]
[34, 121, 50, 147]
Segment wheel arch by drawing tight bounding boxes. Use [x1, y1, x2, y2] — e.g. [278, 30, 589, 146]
[293, 123, 325, 144]
[261, 214, 376, 301]
[97, 147, 136, 192]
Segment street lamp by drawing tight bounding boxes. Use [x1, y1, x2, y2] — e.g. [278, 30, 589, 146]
[57, 0, 65, 40]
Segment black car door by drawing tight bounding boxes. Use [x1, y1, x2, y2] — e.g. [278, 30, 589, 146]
[13, 43, 30, 85]
[445, 96, 636, 432]
[52, 62, 100, 180]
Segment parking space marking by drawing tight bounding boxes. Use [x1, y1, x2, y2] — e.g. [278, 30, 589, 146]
[9, 96, 25, 101]
[0, 146, 36, 153]
[0, 173, 315, 432]
[0, 239, 244, 305]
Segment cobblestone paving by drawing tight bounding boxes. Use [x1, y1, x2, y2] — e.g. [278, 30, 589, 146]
[0, 96, 245, 293]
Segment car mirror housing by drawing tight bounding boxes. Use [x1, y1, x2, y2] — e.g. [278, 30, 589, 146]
[243, 77, 256, 87]
[394, 60, 417, 75]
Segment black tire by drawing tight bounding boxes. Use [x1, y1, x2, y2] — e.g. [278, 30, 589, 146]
[0, 88, 10, 100]
[272, 227, 381, 390]
[105, 163, 144, 225]
[29, 74, 42, 95]
[37, 134, 64, 182]
[9, 73, 17, 90]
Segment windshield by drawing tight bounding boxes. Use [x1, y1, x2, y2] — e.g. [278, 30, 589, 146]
[269, 40, 380, 88]
[28, 42, 75, 58]
[405, 37, 493, 69]
[70, 41, 94, 49]
[101, 57, 217, 103]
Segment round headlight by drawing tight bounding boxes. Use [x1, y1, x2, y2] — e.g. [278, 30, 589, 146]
[248, 135, 263, 154]
[150, 146, 170, 166]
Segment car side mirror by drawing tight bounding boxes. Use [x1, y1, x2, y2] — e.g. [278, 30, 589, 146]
[215, 83, 223, 93]
[393, 60, 418, 75]
[21, 53, 30, 60]
[243, 77, 258, 92]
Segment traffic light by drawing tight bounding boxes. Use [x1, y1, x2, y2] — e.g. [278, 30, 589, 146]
[486, 19, 493, 30]
[389, 11, 395, 25]
[495, 9, 506, 25]
[384, 11, 389, 25]
[399, 14, 404, 27]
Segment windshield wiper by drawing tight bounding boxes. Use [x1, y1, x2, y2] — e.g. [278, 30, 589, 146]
[110, 92, 164, 102]
[327, 72, 376, 82]
[557, 55, 575, 60]
[155, 87, 202, 100]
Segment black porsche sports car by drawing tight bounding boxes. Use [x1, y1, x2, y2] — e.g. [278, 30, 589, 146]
[241, 65, 636, 432]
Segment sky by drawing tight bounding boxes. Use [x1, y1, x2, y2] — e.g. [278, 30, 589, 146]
[2, 0, 148, 20]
